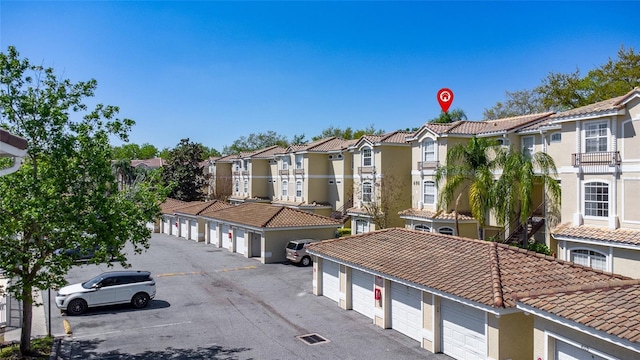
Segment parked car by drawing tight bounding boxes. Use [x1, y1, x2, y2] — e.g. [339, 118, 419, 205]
[285, 239, 320, 266]
[54, 245, 116, 262]
[55, 270, 156, 315]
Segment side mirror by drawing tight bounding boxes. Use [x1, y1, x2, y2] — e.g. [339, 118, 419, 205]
[92, 283, 102, 290]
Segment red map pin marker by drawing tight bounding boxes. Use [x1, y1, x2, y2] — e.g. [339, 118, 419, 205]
[437, 88, 454, 113]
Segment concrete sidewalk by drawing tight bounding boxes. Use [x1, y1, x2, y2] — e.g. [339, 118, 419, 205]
[2, 290, 54, 342]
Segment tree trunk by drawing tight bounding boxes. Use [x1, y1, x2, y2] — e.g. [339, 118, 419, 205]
[454, 192, 462, 236]
[19, 285, 33, 355]
[521, 220, 528, 249]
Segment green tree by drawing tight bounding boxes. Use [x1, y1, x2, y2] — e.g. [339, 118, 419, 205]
[199, 144, 221, 159]
[434, 136, 499, 238]
[487, 46, 640, 116]
[223, 131, 288, 154]
[162, 138, 207, 201]
[158, 147, 171, 159]
[138, 143, 159, 159]
[429, 108, 467, 124]
[0, 46, 166, 356]
[493, 149, 561, 248]
[112, 143, 141, 159]
[483, 89, 546, 119]
[311, 124, 384, 141]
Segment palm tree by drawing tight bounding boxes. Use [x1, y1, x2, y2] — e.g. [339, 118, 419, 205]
[111, 159, 136, 190]
[435, 136, 500, 238]
[493, 149, 561, 248]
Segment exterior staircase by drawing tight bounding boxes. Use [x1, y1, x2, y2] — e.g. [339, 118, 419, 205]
[330, 199, 353, 223]
[504, 216, 546, 246]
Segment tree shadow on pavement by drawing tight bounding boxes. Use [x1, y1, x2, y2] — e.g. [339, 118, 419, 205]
[60, 338, 252, 360]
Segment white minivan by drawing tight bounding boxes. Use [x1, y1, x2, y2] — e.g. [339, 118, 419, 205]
[55, 270, 156, 315]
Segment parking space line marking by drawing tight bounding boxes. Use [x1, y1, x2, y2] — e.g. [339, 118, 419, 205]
[139, 321, 192, 329]
[157, 266, 257, 278]
[217, 265, 258, 272]
[157, 271, 205, 277]
[72, 321, 193, 339]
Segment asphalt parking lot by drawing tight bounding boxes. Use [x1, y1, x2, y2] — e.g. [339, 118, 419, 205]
[48, 233, 451, 359]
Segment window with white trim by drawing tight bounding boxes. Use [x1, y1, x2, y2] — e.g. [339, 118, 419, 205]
[585, 122, 608, 153]
[584, 182, 609, 217]
[355, 220, 369, 234]
[282, 157, 290, 170]
[362, 148, 372, 167]
[234, 180, 239, 193]
[282, 180, 288, 197]
[438, 227, 454, 235]
[243, 180, 248, 194]
[415, 224, 430, 232]
[296, 180, 302, 197]
[496, 138, 510, 147]
[362, 181, 373, 202]
[295, 155, 303, 169]
[571, 249, 606, 271]
[423, 139, 435, 162]
[243, 160, 248, 171]
[423, 181, 435, 205]
[521, 136, 534, 157]
[550, 132, 561, 143]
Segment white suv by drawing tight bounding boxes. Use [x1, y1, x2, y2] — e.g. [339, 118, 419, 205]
[55, 270, 156, 315]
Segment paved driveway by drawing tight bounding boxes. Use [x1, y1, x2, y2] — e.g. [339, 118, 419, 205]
[49, 233, 452, 359]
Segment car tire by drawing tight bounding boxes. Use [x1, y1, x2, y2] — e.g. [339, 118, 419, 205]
[66, 299, 88, 316]
[301, 256, 312, 267]
[131, 292, 150, 309]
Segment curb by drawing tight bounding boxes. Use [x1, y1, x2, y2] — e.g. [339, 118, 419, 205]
[49, 337, 62, 360]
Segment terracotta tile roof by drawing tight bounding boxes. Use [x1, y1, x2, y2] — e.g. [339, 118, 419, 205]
[0, 128, 28, 150]
[516, 280, 640, 344]
[201, 202, 342, 229]
[517, 116, 557, 132]
[213, 154, 238, 163]
[308, 137, 355, 152]
[346, 207, 370, 216]
[356, 130, 413, 147]
[159, 198, 191, 213]
[174, 200, 232, 216]
[552, 223, 640, 246]
[419, 113, 553, 137]
[237, 145, 285, 159]
[398, 208, 475, 221]
[130, 157, 166, 168]
[550, 88, 640, 121]
[307, 228, 628, 309]
[199, 201, 235, 218]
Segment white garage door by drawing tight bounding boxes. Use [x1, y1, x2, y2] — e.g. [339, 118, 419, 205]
[390, 282, 423, 342]
[189, 220, 198, 241]
[556, 339, 607, 360]
[441, 299, 487, 360]
[208, 221, 218, 245]
[163, 218, 171, 234]
[322, 260, 340, 303]
[179, 219, 188, 238]
[235, 229, 245, 254]
[351, 269, 374, 319]
[221, 224, 231, 249]
[171, 218, 179, 236]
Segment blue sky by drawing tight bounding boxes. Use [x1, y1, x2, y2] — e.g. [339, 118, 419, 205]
[2, 1, 639, 152]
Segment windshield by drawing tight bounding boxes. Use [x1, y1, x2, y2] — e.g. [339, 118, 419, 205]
[81, 274, 105, 289]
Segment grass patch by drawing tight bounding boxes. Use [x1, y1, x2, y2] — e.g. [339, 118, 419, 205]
[0, 336, 52, 359]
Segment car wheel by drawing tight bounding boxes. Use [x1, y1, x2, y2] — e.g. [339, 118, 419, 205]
[66, 299, 87, 316]
[131, 292, 150, 309]
[301, 256, 312, 267]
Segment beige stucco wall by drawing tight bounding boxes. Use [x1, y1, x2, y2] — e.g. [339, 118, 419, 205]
[307, 153, 329, 204]
[498, 312, 533, 360]
[248, 159, 269, 198]
[612, 247, 640, 278]
[622, 177, 640, 228]
[379, 145, 412, 228]
[262, 227, 338, 264]
[533, 316, 639, 360]
[422, 292, 435, 352]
